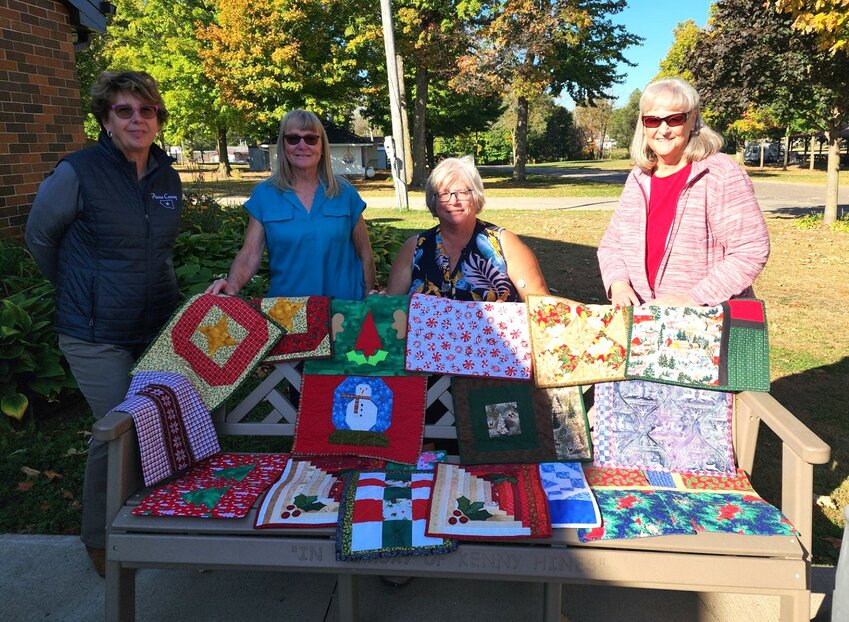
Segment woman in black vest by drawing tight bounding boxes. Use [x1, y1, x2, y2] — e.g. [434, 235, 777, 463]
[25, 71, 182, 576]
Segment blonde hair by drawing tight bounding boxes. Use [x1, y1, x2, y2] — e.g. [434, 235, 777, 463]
[630, 78, 724, 172]
[424, 157, 485, 216]
[270, 109, 339, 197]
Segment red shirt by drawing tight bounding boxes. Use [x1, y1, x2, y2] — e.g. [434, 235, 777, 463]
[646, 163, 692, 291]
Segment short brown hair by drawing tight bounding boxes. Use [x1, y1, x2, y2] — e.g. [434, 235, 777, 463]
[90, 71, 168, 129]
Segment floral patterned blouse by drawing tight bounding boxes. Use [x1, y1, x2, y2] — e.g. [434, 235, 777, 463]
[408, 219, 519, 302]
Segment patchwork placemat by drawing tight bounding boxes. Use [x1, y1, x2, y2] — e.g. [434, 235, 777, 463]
[336, 470, 458, 561]
[538, 462, 601, 528]
[386, 451, 448, 471]
[254, 456, 384, 528]
[293, 374, 427, 464]
[252, 296, 331, 362]
[132, 294, 284, 410]
[578, 489, 693, 541]
[451, 377, 556, 464]
[132, 453, 289, 518]
[527, 296, 630, 388]
[303, 296, 411, 376]
[625, 300, 770, 392]
[534, 385, 592, 461]
[405, 294, 531, 379]
[113, 371, 219, 487]
[593, 381, 735, 475]
[426, 463, 551, 540]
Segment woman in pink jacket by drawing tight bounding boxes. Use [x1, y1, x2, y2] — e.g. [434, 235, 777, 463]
[597, 78, 770, 307]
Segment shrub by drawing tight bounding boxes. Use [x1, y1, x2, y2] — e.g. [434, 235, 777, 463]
[795, 213, 849, 232]
[368, 221, 406, 287]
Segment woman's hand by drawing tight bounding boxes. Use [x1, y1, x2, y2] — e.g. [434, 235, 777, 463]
[205, 278, 237, 295]
[609, 281, 640, 307]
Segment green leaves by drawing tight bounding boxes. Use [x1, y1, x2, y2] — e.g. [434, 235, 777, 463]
[457, 495, 492, 521]
[293, 493, 327, 512]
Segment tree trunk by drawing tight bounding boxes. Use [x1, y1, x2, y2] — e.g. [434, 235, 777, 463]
[782, 126, 790, 170]
[824, 118, 841, 225]
[426, 131, 435, 168]
[759, 140, 765, 169]
[513, 95, 528, 182]
[396, 54, 414, 185]
[216, 126, 231, 178]
[411, 60, 429, 187]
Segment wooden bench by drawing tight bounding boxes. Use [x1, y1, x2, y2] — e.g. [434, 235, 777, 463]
[94, 363, 831, 622]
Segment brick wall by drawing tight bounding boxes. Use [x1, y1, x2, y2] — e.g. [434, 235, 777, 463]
[0, 0, 85, 238]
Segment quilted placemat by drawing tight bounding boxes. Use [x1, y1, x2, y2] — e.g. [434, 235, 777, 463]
[336, 470, 458, 561]
[293, 374, 427, 464]
[132, 293, 284, 410]
[255, 456, 384, 528]
[577, 489, 693, 541]
[593, 381, 735, 475]
[451, 377, 556, 464]
[426, 463, 551, 540]
[534, 385, 592, 461]
[625, 300, 770, 392]
[113, 371, 220, 487]
[538, 462, 601, 528]
[527, 296, 630, 388]
[405, 294, 531, 379]
[252, 296, 331, 362]
[303, 296, 411, 376]
[132, 453, 289, 518]
[386, 450, 448, 471]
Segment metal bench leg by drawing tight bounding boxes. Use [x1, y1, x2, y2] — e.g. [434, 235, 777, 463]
[105, 560, 135, 622]
[543, 582, 563, 622]
[779, 591, 809, 622]
[336, 573, 359, 622]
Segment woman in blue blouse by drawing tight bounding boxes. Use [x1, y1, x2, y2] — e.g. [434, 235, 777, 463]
[208, 110, 375, 299]
[386, 157, 548, 301]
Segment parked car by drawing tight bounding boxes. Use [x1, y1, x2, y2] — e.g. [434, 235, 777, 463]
[744, 142, 784, 165]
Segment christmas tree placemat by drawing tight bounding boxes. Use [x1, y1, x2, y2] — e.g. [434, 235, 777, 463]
[114, 371, 219, 487]
[405, 294, 531, 379]
[451, 377, 556, 464]
[252, 296, 331, 362]
[303, 296, 411, 376]
[593, 380, 735, 475]
[527, 296, 630, 388]
[293, 374, 427, 464]
[132, 453, 289, 518]
[336, 470, 457, 561]
[538, 462, 600, 528]
[426, 463, 551, 540]
[132, 294, 284, 410]
[254, 456, 384, 528]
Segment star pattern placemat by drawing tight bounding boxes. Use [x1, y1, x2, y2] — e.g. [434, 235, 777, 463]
[527, 296, 630, 388]
[132, 294, 284, 410]
[293, 374, 427, 465]
[132, 453, 289, 518]
[336, 470, 457, 561]
[426, 463, 551, 540]
[252, 296, 331, 362]
[593, 381, 735, 475]
[538, 462, 601, 528]
[405, 294, 531, 379]
[451, 377, 556, 464]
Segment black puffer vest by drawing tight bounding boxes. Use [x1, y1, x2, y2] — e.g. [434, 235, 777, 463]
[56, 132, 182, 346]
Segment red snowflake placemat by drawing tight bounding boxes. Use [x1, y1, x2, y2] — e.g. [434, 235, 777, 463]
[293, 374, 427, 465]
[132, 294, 284, 410]
[251, 296, 332, 362]
[132, 453, 289, 518]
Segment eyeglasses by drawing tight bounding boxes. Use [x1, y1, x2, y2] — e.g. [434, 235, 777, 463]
[437, 189, 473, 202]
[283, 134, 321, 146]
[110, 104, 160, 119]
[642, 112, 689, 128]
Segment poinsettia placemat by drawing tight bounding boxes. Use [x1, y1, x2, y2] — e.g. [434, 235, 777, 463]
[132, 294, 284, 410]
[251, 296, 331, 362]
[293, 374, 427, 464]
[132, 453, 289, 518]
[538, 462, 600, 528]
[336, 470, 457, 561]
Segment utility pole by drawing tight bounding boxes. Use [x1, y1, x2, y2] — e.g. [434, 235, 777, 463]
[380, 0, 409, 210]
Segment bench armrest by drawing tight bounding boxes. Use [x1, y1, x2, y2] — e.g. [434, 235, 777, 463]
[93, 410, 135, 442]
[94, 410, 143, 527]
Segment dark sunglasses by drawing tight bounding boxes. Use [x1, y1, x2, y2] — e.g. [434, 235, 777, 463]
[642, 112, 689, 128]
[283, 134, 321, 146]
[110, 103, 160, 119]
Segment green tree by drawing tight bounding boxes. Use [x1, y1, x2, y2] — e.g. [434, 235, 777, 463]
[608, 88, 641, 152]
[574, 98, 616, 159]
[656, 19, 703, 82]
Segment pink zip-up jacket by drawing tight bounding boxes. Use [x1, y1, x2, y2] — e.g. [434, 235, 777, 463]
[597, 153, 770, 306]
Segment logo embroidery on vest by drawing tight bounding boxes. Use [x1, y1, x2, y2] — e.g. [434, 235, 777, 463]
[151, 192, 178, 209]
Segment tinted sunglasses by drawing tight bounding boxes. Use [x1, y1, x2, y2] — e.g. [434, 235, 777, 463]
[642, 112, 689, 128]
[110, 103, 160, 119]
[283, 134, 321, 146]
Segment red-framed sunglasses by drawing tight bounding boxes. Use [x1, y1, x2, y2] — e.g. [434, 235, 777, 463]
[642, 112, 689, 128]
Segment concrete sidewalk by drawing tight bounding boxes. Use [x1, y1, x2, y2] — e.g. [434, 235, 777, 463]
[1, 534, 834, 621]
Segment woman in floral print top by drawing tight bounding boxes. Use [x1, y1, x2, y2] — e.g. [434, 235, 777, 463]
[386, 157, 549, 301]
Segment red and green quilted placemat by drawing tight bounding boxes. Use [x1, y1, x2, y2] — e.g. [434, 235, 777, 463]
[426, 463, 551, 540]
[132, 453, 289, 518]
[251, 296, 332, 362]
[132, 294, 284, 410]
[293, 374, 427, 464]
[336, 470, 458, 561]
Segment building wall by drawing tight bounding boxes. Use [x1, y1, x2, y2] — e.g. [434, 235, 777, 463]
[0, 0, 85, 238]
